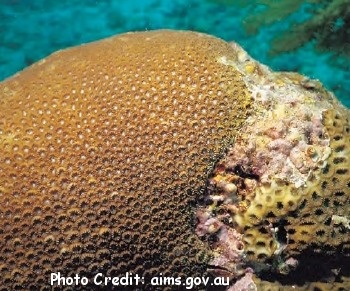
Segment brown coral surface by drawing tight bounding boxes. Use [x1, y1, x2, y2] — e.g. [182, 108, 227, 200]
[1, 29, 349, 291]
[0, 30, 251, 289]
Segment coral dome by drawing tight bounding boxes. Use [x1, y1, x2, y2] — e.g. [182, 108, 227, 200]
[0, 30, 348, 290]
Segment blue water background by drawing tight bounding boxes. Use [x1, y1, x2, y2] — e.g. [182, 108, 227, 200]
[0, 0, 349, 107]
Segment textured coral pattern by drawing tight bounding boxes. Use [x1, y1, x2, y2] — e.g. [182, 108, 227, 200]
[285, 108, 350, 255]
[0, 29, 349, 290]
[197, 41, 349, 288]
[0, 30, 251, 289]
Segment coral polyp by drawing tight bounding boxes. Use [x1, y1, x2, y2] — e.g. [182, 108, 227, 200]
[0, 30, 349, 290]
[197, 41, 350, 290]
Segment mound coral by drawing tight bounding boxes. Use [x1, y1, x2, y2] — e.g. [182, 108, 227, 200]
[0, 30, 349, 290]
[0, 30, 251, 290]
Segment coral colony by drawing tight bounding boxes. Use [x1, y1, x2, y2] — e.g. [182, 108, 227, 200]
[0, 30, 349, 290]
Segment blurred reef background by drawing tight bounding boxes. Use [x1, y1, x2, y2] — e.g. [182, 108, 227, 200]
[0, 0, 349, 107]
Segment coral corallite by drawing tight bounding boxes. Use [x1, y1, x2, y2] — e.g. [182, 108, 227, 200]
[0, 30, 349, 290]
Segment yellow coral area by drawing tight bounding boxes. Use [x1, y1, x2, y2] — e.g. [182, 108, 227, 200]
[0, 30, 252, 289]
[285, 108, 350, 255]
[199, 39, 349, 288]
[233, 105, 350, 260]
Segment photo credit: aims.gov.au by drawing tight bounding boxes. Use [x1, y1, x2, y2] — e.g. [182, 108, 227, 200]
[51, 272, 230, 289]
